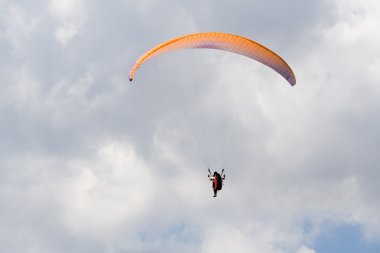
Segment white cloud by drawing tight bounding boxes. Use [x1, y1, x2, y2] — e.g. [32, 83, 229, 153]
[297, 246, 316, 253]
[48, 0, 87, 45]
[54, 26, 78, 46]
[1, 0, 380, 252]
[59, 140, 154, 237]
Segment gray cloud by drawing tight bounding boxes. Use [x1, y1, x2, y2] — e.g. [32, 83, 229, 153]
[1, 0, 380, 252]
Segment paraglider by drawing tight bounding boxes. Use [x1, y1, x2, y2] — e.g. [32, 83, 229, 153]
[129, 32, 296, 86]
[208, 169, 226, 197]
[129, 32, 296, 197]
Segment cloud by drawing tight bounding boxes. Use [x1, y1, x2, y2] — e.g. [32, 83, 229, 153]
[48, 0, 87, 46]
[0, 0, 380, 252]
[297, 246, 316, 253]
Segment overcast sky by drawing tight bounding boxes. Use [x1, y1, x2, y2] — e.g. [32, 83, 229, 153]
[1, 0, 380, 252]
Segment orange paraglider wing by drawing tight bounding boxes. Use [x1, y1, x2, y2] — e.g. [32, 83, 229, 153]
[129, 32, 296, 86]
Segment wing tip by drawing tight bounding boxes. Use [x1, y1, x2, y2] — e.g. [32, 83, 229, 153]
[287, 76, 296, 86]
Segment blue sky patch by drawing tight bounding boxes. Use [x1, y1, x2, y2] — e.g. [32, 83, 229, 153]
[314, 223, 380, 253]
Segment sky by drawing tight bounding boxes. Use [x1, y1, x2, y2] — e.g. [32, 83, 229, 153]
[0, 0, 380, 252]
